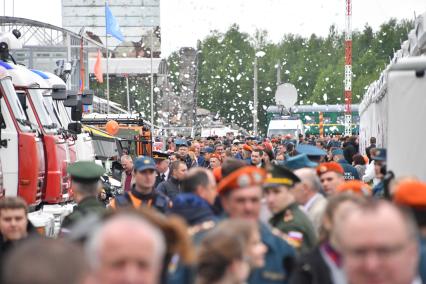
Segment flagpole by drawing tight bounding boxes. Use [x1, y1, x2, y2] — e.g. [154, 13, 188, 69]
[105, 1, 110, 114]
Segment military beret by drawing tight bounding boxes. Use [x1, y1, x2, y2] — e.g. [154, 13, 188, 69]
[337, 180, 372, 197]
[394, 180, 426, 209]
[217, 166, 266, 195]
[316, 162, 344, 176]
[212, 167, 222, 183]
[264, 165, 301, 188]
[263, 142, 273, 151]
[284, 154, 318, 170]
[67, 161, 105, 184]
[296, 144, 327, 157]
[242, 144, 253, 152]
[210, 154, 222, 161]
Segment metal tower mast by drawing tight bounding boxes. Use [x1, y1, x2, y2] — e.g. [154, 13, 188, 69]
[344, 0, 353, 136]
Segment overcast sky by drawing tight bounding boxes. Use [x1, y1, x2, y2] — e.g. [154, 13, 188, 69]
[4, 0, 426, 56]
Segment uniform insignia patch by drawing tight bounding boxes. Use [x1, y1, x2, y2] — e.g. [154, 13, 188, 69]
[284, 210, 294, 222]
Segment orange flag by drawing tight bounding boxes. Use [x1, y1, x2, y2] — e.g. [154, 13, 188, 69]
[94, 50, 103, 83]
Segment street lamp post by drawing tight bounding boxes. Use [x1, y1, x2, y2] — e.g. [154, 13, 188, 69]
[253, 55, 258, 136]
[253, 50, 265, 136]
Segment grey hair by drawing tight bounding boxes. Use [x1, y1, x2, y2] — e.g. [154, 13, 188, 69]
[120, 155, 133, 163]
[85, 214, 166, 270]
[295, 168, 323, 193]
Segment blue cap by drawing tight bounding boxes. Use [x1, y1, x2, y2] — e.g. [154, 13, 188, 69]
[373, 148, 386, 161]
[284, 154, 318, 170]
[175, 139, 188, 147]
[134, 156, 156, 172]
[296, 144, 327, 157]
[331, 148, 344, 156]
[204, 147, 214, 153]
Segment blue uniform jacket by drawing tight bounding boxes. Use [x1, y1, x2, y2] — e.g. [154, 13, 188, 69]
[338, 159, 360, 180]
[248, 222, 296, 284]
[235, 153, 244, 160]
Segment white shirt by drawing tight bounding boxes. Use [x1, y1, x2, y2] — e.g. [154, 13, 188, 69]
[363, 160, 380, 185]
[163, 168, 170, 180]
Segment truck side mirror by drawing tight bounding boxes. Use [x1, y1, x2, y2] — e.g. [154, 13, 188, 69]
[71, 101, 83, 121]
[51, 84, 68, 100]
[81, 89, 94, 105]
[64, 93, 78, 107]
[68, 122, 82, 134]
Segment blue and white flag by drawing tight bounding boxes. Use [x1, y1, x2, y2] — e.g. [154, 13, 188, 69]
[105, 3, 125, 42]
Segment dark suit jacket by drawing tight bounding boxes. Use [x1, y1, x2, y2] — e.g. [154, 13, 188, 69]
[289, 247, 333, 284]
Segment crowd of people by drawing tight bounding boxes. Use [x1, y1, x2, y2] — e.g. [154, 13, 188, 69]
[0, 132, 425, 284]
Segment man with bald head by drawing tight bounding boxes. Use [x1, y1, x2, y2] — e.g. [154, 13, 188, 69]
[85, 214, 166, 284]
[294, 168, 327, 233]
[336, 200, 421, 284]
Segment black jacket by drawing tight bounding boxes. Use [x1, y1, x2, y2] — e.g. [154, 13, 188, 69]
[343, 142, 357, 164]
[156, 177, 181, 200]
[155, 171, 169, 189]
[0, 221, 39, 267]
[289, 247, 333, 284]
[169, 193, 217, 226]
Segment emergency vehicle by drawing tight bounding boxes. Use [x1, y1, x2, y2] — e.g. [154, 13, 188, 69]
[3, 62, 72, 203]
[0, 32, 44, 208]
[32, 70, 96, 162]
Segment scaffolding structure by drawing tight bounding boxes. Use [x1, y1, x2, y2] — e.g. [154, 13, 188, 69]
[0, 16, 104, 91]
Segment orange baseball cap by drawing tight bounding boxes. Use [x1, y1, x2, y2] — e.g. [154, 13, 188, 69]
[217, 166, 266, 195]
[316, 162, 344, 176]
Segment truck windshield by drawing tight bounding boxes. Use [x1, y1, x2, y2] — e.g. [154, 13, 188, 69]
[27, 89, 56, 130]
[0, 78, 32, 132]
[59, 101, 72, 126]
[43, 95, 63, 128]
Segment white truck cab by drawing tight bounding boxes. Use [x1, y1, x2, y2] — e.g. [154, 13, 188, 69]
[0, 65, 44, 207]
[267, 118, 305, 138]
[36, 70, 95, 161]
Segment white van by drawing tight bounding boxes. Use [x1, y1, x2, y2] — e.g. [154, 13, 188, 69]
[267, 118, 305, 138]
